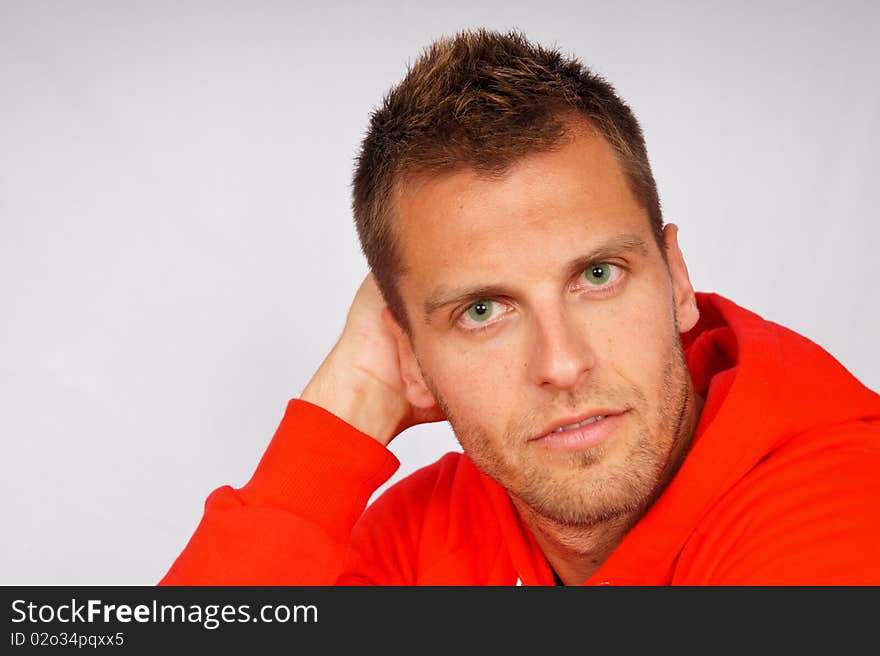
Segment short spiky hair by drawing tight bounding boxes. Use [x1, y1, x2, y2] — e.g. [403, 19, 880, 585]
[352, 28, 662, 332]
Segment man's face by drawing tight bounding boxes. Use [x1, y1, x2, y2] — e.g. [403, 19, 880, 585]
[392, 126, 700, 526]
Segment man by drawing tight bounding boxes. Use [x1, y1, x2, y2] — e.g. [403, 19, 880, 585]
[160, 29, 880, 585]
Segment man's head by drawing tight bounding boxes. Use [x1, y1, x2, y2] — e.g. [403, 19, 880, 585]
[353, 28, 662, 334]
[352, 29, 701, 526]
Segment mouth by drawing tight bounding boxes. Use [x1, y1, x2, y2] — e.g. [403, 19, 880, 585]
[530, 409, 627, 452]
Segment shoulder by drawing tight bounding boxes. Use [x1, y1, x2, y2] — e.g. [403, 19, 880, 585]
[678, 418, 880, 584]
[342, 450, 508, 583]
[361, 450, 489, 528]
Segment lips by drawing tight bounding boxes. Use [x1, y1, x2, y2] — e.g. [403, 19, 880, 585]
[532, 409, 625, 441]
[529, 409, 627, 452]
[551, 415, 606, 433]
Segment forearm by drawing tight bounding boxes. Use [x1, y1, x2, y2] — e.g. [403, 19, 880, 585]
[300, 347, 408, 447]
[159, 399, 399, 585]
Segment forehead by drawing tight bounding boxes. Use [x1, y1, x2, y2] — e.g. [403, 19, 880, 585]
[392, 129, 652, 307]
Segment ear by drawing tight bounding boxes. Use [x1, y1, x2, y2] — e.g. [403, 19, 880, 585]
[381, 307, 438, 410]
[662, 223, 700, 333]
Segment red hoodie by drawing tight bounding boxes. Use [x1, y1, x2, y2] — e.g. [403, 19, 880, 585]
[160, 293, 880, 585]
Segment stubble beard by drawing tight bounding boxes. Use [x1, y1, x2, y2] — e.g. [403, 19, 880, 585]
[427, 330, 695, 528]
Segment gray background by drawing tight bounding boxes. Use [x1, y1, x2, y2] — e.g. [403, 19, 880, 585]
[1, 1, 877, 584]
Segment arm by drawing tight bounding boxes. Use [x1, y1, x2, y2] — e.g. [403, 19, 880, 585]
[159, 274, 444, 585]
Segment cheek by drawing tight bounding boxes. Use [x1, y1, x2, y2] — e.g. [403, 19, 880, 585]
[601, 298, 678, 397]
[420, 338, 522, 430]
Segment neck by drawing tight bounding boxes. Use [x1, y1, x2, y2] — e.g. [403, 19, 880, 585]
[513, 500, 637, 584]
[516, 390, 705, 586]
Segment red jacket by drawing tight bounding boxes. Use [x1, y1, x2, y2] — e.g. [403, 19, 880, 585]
[160, 293, 880, 585]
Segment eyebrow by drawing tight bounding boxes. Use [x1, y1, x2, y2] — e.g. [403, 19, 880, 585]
[421, 233, 649, 323]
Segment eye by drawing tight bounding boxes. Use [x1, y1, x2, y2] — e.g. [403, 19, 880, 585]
[465, 300, 496, 323]
[457, 299, 508, 331]
[583, 262, 618, 286]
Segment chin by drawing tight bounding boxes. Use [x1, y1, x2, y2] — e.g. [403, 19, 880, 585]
[511, 444, 666, 526]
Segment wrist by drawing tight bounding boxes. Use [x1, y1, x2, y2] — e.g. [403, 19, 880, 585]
[301, 356, 406, 447]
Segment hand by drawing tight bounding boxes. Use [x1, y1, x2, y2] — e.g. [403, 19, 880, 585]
[301, 273, 445, 446]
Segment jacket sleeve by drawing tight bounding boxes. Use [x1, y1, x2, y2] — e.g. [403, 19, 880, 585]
[158, 399, 401, 585]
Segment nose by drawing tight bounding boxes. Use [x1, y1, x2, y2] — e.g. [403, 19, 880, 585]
[527, 303, 597, 391]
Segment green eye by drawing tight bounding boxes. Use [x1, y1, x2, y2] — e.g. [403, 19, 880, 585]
[466, 300, 495, 322]
[586, 263, 612, 285]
